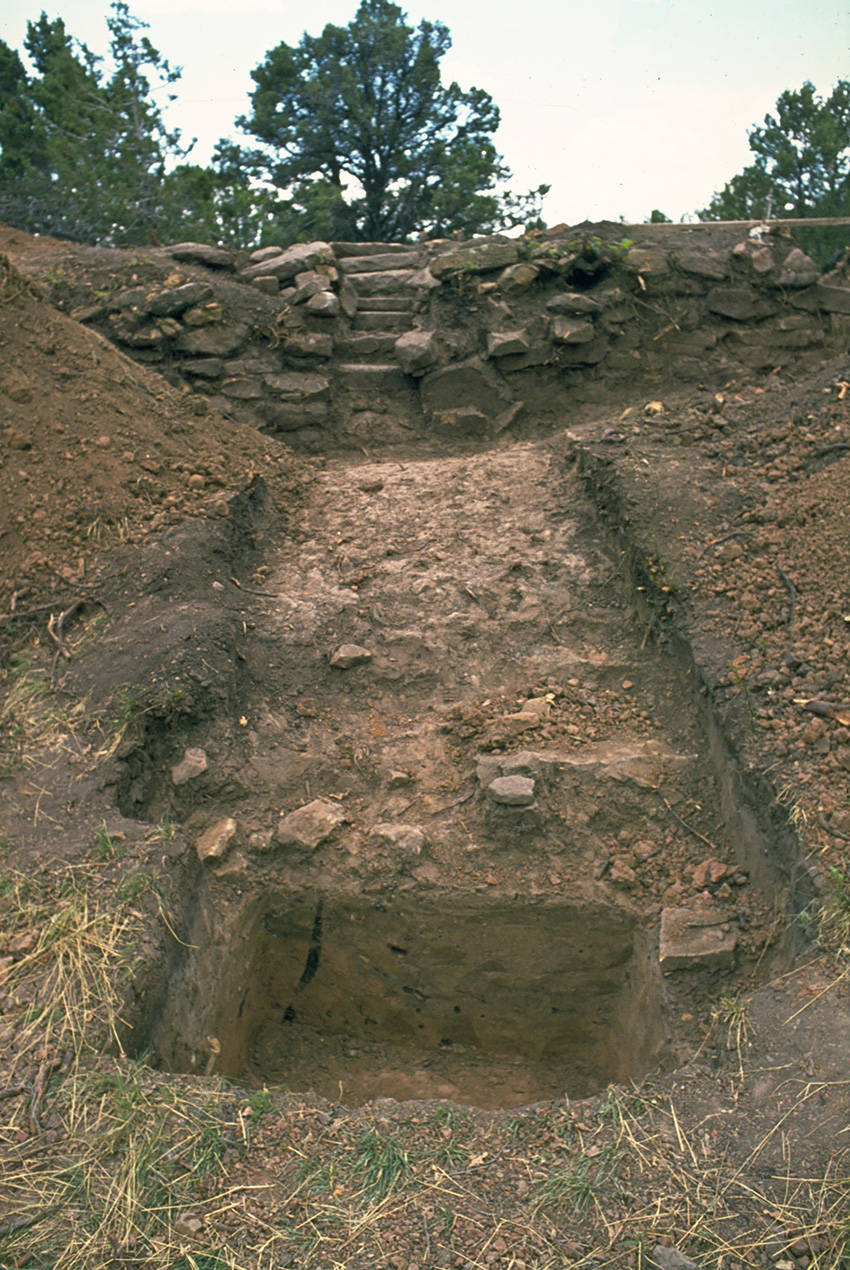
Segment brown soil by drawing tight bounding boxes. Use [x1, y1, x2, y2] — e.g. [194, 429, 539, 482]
[1, 228, 849, 1270]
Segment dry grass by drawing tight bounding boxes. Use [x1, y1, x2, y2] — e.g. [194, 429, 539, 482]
[1, 863, 849, 1270]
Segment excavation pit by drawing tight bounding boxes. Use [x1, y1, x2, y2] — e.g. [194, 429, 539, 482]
[143, 890, 668, 1110]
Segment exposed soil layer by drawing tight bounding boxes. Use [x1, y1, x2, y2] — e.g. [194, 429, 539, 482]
[1, 226, 850, 1269]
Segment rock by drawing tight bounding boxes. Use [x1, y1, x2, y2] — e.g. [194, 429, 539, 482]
[487, 775, 536, 806]
[183, 358, 223, 379]
[290, 271, 332, 304]
[275, 798, 346, 850]
[171, 747, 208, 786]
[659, 906, 737, 971]
[347, 269, 417, 295]
[705, 288, 766, 320]
[493, 401, 525, 433]
[370, 823, 427, 854]
[394, 329, 439, 375]
[283, 332, 334, 358]
[251, 276, 279, 295]
[330, 644, 372, 669]
[249, 245, 285, 263]
[195, 817, 237, 862]
[167, 243, 236, 269]
[174, 1211, 204, 1239]
[497, 262, 540, 296]
[432, 407, 490, 436]
[339, 250, 422, 273]
[551, 316, 595, 345]
[420, 357, 512, 422]
[650, 1246, 700, 1270]
[339, 277, 359, 317]
[487, 330, 531, 358]
[501, 750, 544, 778]
[622, 247, 670, 275]
[212, 850, 248, 877]
[429, 241, 519, 279]
[674, 250, 729, 280]
[546, 291, 602, 315]
[772, 246, 819, 288]
[147, 282, 213, 317]
[815, 282, 850, 314]
[306, 290, 340, 317]
[264, 373, 330, 404]
[1, 370, 32, 403]
[182, 302, 224, 327]
[242, 241, 333, 282]
[174, 323, 250, 356]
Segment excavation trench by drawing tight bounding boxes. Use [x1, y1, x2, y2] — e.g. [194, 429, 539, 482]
[118, 440, 784, 1109]
[142, 887, 665, 1109]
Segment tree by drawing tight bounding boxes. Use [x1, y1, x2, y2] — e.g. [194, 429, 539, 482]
[699, 80, 850, 265]
[239, 0, 548, 242]
[0, 3, 191, 245]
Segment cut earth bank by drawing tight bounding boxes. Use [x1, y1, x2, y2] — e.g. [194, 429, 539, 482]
[0, 221, 849, 1269]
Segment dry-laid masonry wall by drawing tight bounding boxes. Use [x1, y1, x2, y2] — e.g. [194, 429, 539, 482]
[67, 222, 850, 447]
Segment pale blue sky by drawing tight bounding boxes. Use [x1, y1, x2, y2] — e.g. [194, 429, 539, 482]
[2, 0, 848, 225]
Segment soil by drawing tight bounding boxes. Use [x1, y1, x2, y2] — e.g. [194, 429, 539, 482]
[1, 227, 849, 1270]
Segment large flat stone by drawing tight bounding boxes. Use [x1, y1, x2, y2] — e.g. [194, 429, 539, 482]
[659, 906, 737, 971]
[339, 251, 423, 273]
[429, 241, 519, 279]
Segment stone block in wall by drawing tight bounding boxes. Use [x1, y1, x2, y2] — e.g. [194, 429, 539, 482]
[183, 358, 223, 379]
[706, 288, 776, 320]
[429, 241, 519, 279]
[282, 332, 333, 359]
[420, 357, 512, 421]
[220, 377, 265, 399]
[264, 372, 331, 404]
[249, 245, 286, 263]
[487, 330, 531, 357]
[770, 247, 819, 288]
[339, 278, 359, 317]
[497, 262, 540, 296]
[168, 243, 236, 269]
[557, 335, 609, 366]
[251, 276, 280, 295]
[241, 241, 333, 282]
[291, 271, 332, 303]
[261, 401, 329, 431]
[174, 323, 250, 356]
[339, 251, 422, 273]
[147, 282, 214, 317]
[546, 292, 602, 315]
[772, 327, 824, 349]
[182, 302, 224, 327]
[394, 330, 439, 376]
[673, 249, 729, 280]
[306, 291, 340, 317]
[622, 247, 670, 275]
[350, 269, 418, 295]
[551, 316, 595, 345]
[492, 343, 554, 372]
[815, 283, 850, 314]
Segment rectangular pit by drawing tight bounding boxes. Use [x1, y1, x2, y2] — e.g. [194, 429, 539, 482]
[143, 891, 667, 1109]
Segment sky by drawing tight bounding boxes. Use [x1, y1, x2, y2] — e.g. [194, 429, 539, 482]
[2, 0, 848, 227]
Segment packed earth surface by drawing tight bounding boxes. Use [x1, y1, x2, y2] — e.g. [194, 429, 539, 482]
[0, 222, 849, 1270]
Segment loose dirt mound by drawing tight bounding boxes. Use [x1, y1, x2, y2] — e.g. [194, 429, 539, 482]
[0, 249, 301, 613]
[1, 225, 850, 1270]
